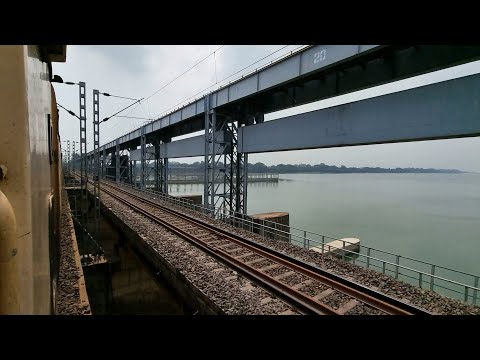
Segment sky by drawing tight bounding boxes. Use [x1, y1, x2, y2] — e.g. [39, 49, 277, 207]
[53, 45, 480, 172]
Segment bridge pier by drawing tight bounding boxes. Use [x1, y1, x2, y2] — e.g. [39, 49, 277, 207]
[129, 160, 134, 186]
[115, 139, 120, 184]
[140, 126, 146, 189]
[102, 149, 106, 179]
[204, 95, 248, 216]
[155, 141, 160, 191]
[154, 138, 169, 193]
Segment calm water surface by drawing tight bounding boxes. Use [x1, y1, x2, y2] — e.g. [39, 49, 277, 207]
[168, 173, 480, 277]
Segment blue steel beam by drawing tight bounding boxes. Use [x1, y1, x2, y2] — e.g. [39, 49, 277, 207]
[128, 73, 480, 158]
[86, 45, 383, 156]
[87, 45, 480, 157]
[129, 134, 226, 160]
[238, 73, 480, 153]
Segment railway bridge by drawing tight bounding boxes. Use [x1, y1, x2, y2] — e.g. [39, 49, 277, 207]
[63, 45, 480, 315]
[74, 45, 480, 216]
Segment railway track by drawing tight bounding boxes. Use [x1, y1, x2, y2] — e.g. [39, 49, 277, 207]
[82, 175, 431, 315]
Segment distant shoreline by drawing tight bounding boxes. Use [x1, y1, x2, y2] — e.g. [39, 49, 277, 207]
[275, 171, 471, 175]
[164, 161, 470, 175]
[248, 164, 466, 174]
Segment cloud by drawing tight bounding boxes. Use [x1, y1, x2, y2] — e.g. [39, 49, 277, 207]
[53, 45, 480, 172]
[84, 45, 150, 76]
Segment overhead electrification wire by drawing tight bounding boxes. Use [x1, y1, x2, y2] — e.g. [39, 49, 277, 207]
[101, 98, 144, 123]
[152, 45, 304, 120]
[119, 45, 226, 121]
[116, 115, 154, 120]
[103, 45, 305, 143]
[102, 46, 226, 142]
[57, 103, 81, 120]
[60, 46, 229, 144]
[213, 45, 290, 87]
[98, 91, 142, 121]
[100, 92, 140, 101]
[144, 45, 225, 102]
[94, 92, 145, 145]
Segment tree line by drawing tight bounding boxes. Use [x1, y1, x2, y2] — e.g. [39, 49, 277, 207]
[168, 161, 463, 174]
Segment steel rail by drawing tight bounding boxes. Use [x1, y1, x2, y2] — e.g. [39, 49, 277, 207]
[98, 180, 431, 315]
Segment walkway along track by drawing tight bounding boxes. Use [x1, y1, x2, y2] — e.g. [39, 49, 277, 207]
[84, 177, 431, 315]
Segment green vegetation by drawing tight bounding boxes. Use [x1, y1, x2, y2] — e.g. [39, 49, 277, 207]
[168, 161, 464, 174]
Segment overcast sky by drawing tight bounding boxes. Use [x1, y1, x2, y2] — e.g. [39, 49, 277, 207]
[53, 45, 480, 172]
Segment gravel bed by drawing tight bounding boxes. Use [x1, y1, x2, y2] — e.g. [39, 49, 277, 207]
[344, 304, 385, 315]
[281, 273, 309, 287]
[227, 249, 248, 257]
[57, 190, 91, 315]
[298, 281, 330, 297]
[321, 292, 352, 310]
[98, 187, 298, 315]
[104, 183, 480, 315]
[202, 236, 222, 242]
[187, 228, 209, 236]
[222, 244, 240, 251]
[242, 254, 263, 263]
[251, 259, 275, 269]
[207, 239, 230, 247]
[264, 266, 290, 277]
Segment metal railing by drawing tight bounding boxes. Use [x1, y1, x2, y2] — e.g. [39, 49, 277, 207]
[135, 172, 279, 185]
[291, 230, 479, 304]
[92, 175, 480, 305]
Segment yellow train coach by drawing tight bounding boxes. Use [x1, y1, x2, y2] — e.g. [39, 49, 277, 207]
[0, 45, 67, 314]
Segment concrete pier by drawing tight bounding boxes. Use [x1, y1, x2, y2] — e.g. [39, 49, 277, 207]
[310, 238, 360, 256]
[167, 173, 279, 184]
[250, 212, 290, 242]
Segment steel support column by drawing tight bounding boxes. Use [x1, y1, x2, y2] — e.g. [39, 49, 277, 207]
[154, 141, 160, 191]
[140, 126, 146, 189]
[225, 120, 248, 215]
[129, 160, 134, 185]
[236, 151, 248, 215]
[204, 94, 215, 214]
[156, 139, 169, 193]
[133, 160, 137, 187]
[66, 140, 70, 173]
[102, 149, 106, 179]
[72, 141, 76, 171]
[119, 149, 129, 182]
[205, 95, 245, 216]
[79, 81, 88, 238]
[162, 156, 169, 194]
[115, 139, 120, 183]
[204, 94, 248, 216]
[93, 89, 101, 241]
[144, 144, 155, 189]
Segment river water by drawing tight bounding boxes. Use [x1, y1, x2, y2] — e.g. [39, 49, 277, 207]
[168, 173, 480, 297]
